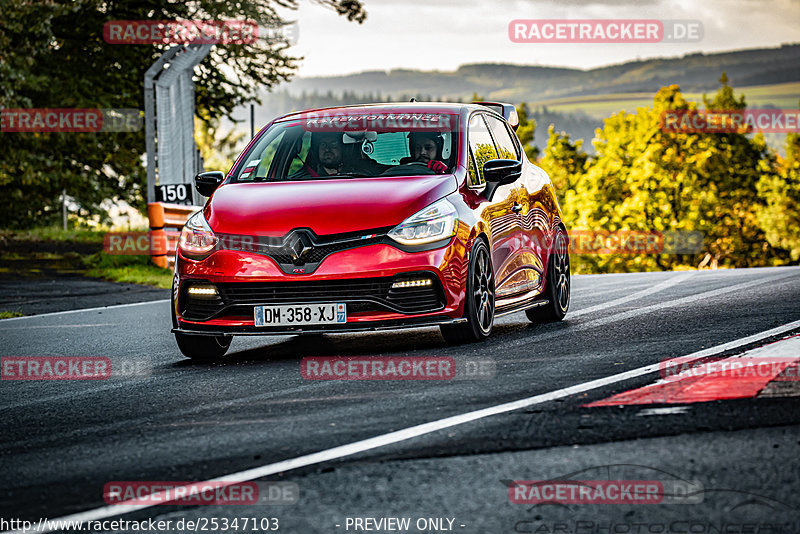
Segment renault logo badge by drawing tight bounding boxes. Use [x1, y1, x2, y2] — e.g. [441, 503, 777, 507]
[285, 233, 313, 265]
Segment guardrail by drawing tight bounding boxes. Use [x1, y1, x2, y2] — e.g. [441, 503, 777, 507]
[146, 202, 200, 269]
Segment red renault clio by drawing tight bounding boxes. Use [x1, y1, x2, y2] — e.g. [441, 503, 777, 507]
[172, 102, 570, 360]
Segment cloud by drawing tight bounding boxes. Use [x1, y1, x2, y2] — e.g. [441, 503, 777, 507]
[290, 0, 800, 76]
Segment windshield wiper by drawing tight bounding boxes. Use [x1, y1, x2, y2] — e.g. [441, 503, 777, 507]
[286, 172, 373, 181]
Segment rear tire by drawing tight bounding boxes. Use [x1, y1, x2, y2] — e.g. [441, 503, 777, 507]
[175, 332, 232, 361]
[440, 239, 494, 344]
[526, 227, 570, 322]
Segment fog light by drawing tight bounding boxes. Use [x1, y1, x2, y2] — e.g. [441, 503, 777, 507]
[391, 279, 433, 289]
[187, 285, 219, 298]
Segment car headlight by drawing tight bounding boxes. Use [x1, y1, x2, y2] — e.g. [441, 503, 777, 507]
[179, 211, 218, 258]
[388, 198, 458, 246]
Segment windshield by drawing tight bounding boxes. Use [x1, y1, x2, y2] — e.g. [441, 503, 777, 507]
[232, 112, 460, 182]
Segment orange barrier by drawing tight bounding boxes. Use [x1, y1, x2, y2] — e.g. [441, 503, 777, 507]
[146, 202, 199, 269]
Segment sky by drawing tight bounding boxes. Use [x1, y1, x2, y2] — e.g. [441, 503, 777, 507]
[285, 0, 800, 77]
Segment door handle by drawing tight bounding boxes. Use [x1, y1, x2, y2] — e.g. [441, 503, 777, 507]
[512, 204, 523, 213]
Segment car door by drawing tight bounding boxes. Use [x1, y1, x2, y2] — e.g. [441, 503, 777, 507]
[467, 113, 524, 301]
[483, 114, 544, 297]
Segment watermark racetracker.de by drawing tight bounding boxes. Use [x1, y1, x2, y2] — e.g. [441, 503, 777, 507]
[103, 19, 299, 45]
[1, 356, 151, 380]
[661, 356, 800, 381]
[300, 356, 496, 381]
[661, 109, 800, 134]
[104, 231, 175, 255]
[0, 108, 142, 133]
[509, 19, 703, 43]
[567, 230, 703, 255]
[103, 481, 298, 506]
[302, 111, 455, 133]
[176, 229, 704, 258]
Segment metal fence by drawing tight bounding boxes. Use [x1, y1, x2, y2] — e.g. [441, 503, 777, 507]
[144, 44, 212, 206]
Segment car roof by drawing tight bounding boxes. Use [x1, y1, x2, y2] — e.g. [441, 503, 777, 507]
[274, 102, 498, 123]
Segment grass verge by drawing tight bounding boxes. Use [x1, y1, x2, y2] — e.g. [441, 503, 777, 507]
[83, 252, 172, 289]
[2, 227, 173, 289]
[0, 226, 105, 244]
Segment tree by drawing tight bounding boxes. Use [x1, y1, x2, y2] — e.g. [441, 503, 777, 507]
[515, 102, 539, 161]
[564, 80, 781, 273]
[756, 130, 800, 261]
[0, 0, 366, 228]
[696, 72, 776, 268]
[538, 125, 586, 200]
[195, 113, 247, 176]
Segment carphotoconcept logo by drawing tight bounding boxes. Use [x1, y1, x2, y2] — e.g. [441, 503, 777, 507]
[508, 465, 798, 532]
[509, 19, 703, 43]
[0, 108, 142, 133]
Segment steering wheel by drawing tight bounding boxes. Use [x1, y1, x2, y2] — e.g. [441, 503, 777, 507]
[380, 161, 436, 177]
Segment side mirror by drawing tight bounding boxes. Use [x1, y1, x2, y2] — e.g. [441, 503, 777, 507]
[482, 159, 522, 201]
[194, 171, 225, 198]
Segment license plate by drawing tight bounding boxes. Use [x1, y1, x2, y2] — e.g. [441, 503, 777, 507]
[254, 303, 347, 327]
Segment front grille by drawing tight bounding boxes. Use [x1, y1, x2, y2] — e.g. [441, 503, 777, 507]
[179, 274, 445, 321]
[216, 228, 391, 274]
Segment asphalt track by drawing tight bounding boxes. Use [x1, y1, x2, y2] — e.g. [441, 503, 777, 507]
[1, 267, 800, 533]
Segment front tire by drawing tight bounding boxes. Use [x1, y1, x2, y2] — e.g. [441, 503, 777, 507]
[440, 239, 495, 344]
[175, 332, 232, 361]
[527, 227, 570, 322]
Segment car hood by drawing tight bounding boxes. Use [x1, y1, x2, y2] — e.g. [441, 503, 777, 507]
[206, 175, 458, 236]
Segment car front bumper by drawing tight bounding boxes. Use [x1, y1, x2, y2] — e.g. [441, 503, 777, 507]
[172, 240, 469, 335]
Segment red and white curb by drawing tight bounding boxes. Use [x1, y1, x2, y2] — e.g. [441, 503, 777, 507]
[586, 335, 800, 406]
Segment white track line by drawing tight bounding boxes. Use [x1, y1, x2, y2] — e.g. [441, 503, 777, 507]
[569, 272, 696, 318]
[0, 299, 169, 322]
[8, 319, 800, 534]
[504, 270, 799, 349]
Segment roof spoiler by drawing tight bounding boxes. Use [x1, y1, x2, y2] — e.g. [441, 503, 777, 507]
[472, 101, 520, 131]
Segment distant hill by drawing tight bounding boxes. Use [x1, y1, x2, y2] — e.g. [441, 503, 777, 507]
[229, 44, 799, 157]
[281, 43, 800, 103]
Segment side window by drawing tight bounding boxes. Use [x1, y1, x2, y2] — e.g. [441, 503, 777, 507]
[468, 149, 479, 187]
[485, 116, 519, 160]
[287, 131, 312, 175]
[468, 114, 498, 186]
[236, 128, 286, 181]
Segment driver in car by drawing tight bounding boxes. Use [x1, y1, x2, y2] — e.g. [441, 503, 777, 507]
[306, 132, 345, 177]
[295, 132, 384, 178]
[401, 132, 449, 174]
